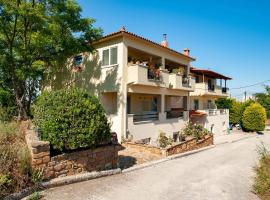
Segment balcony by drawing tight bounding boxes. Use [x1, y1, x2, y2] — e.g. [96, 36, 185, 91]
[128, 64, 169, 88]
[127, 64, 195, 92]
[191, 83, 229, 97]
[168, 74, 195, 91]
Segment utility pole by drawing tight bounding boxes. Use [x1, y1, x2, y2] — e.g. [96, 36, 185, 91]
[244, 91, 247, 101]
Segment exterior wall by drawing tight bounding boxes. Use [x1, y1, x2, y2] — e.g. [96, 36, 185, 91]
[190, 96, 217, 110]
[127, 111, 189, 142]
[25, 129, 120, 180]
[191, 110, 229, 135]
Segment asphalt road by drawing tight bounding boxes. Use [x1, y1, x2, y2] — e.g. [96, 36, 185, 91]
[42, 132, 270, 200]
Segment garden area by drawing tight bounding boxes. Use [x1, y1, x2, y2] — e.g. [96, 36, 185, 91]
[120, 122, 213, 168]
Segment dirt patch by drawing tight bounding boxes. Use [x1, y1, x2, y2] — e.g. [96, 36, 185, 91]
[118, 146, 162, 169]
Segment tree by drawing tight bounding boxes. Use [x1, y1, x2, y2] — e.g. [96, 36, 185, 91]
[242, 103, 266, 132]
[215, 98, 233, 109]
[229, 99, 242, 125]
[0, 0, 102, 120]
[255, 86, 270, 119]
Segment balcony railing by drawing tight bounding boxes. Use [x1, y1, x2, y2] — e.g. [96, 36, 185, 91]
[166, 110, 184, 119]
[133, 112, 159, 123]
[222, 87, 229, 94]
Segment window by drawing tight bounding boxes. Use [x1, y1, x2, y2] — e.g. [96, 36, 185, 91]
[195, 76, 200, 83]
[110, 47, 118, 65]
[102, 47, 118, 66]
[194, 99, 199, 110]
[102, 49, 109, 66]
[74, 55, 83, 65]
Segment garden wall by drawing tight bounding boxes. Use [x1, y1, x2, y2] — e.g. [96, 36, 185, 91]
[122, 135, 213, 157]
[25, 128, 120, 180]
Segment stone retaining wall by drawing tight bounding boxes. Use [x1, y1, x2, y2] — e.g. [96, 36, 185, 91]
[165, 135, 213, 156]
[122, 135, 213, 157]
[25, 129, 120, 180]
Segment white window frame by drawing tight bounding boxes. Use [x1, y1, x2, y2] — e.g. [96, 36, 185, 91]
[101, 46, 118, 68]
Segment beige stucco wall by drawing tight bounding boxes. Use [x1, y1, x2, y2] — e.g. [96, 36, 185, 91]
[127, 112, 189, 142]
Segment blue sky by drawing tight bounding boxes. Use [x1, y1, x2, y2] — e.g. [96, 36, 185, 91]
[78, 0, 270, 99]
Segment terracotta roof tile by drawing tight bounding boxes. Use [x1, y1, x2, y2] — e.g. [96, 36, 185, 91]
[96, 30, 196, 61]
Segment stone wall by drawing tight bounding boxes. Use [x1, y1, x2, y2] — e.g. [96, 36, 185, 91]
[122, 135, 213, 157]
[25, 129, 120, 180]
[165, 135, 213, 156]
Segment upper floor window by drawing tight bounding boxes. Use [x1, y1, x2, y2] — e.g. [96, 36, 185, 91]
[102, 47, 118, 66]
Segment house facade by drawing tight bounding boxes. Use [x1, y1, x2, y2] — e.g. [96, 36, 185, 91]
[189, 68, 232, 135]
[45, 28, 231, 143]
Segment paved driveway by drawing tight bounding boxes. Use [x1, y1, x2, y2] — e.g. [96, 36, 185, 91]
[42, 132, 270, 200]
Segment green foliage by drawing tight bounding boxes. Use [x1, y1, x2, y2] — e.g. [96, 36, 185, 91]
[255, 86, 270, 119]
[229, 100, 242, 125]
[254, 143, 270, 199]
[242, 103, 266, 132]
[0, 0, 103, 119]
[158, 131, 173, 148]
[181, 122, 210, 141]
[31, 168, 44, 185]
[215, 98, 233, 109]
[33, 88, 111, 151]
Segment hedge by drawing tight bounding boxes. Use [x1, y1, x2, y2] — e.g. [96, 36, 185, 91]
[229, 100, 242, 125]
[33, 88, 111, 152]
[242, 103, 266, 132]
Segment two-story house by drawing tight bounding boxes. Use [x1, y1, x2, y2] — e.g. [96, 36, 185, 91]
[45, 28, 231, 142]
[189, 67, 232, 135]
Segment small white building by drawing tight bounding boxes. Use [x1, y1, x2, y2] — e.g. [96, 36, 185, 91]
[45, 28, 232, 142]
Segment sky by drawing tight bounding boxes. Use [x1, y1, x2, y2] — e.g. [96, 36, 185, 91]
[77, 0, 270, 99]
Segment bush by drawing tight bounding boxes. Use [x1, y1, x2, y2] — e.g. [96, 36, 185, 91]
[215, 98, 233, 109]
[181, 122, 210, 141]
[33, 88, 111, 152]
[242, 103, 266, 132]
[229, 100, 242, 125]
[158, 131, 173, 148]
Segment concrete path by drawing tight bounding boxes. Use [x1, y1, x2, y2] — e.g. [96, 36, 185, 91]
[42, 132, 270, 200]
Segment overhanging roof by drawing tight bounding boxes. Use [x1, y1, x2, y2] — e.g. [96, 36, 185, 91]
[94, 29, 196, 61]
[190, 67, 232, 80]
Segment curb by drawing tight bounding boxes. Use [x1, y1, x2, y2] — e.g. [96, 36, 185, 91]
[122, 145, 215, 173]
[4, 168, 121, 200]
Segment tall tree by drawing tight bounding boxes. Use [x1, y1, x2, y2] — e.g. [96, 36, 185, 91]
[0, 0, 102, 120]
[255, 86, 270, 119]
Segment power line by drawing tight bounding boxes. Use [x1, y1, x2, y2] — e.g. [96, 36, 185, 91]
[230, 79, 270, 90]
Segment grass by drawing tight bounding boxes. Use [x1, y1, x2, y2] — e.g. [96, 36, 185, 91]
[254, 143, 270, 200]
[0, 121, 32, 198]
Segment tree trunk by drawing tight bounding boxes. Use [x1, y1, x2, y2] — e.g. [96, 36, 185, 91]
[15, 88, 28, 121]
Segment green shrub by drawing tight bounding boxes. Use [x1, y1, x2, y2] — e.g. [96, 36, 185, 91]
[242, 103, 266, 132]
[181, 122, 210, 141]
[158, 131, 173, 148]
[33, 88, 111, 152]
[215, 98, 233, 109]
[0, 106, 17, 122]
[229, 100, 242, 125]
